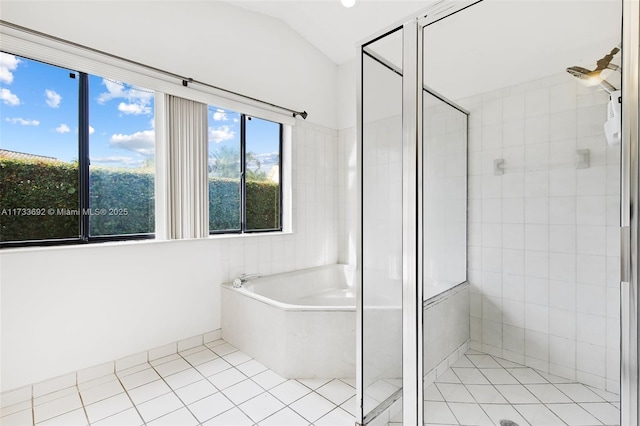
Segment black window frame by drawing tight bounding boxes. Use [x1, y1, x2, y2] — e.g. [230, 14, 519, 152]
[209, 113, 283, 235]
[0, 56, 155, 249]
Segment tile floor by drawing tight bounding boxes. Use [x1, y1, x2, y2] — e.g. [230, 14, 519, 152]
[0, 343, 622, 426]
[391, 349, 621, 426]
[0, 339, 360, 426]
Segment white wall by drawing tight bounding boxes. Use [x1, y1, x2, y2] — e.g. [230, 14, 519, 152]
[464, 73, 621, 393]
[0, 1, 340, 392]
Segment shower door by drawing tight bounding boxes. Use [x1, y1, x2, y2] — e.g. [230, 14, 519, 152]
[358, 26, 404, 424]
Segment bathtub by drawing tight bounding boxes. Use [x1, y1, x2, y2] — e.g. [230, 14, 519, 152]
[221, 264, 356, 379]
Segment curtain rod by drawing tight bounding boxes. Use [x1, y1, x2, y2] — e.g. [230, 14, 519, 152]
[0, 20, 308, 120]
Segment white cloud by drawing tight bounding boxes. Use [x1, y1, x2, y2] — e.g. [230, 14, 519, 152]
[45, 89, 61, 108]
[209, 125, 235, 143]
[55, 124, 70, 133]
[0, 52, 20, 84]
[0, 88, 20, 106]
[91, 156, 143, 167]
[6, 117, 39, 126]
[109, 130, 155, 156]
[213, 109, 227, 121]
[89, 126, 95, 135]
[98, 78, 153, 116]
[117, 102, 151, 115]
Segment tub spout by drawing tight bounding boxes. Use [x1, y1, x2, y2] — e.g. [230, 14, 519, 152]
[232, 273, 261, 288]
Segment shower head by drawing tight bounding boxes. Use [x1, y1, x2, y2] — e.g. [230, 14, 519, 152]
[566, 45, 620, 93]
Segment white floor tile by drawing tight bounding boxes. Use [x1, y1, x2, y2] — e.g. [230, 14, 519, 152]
[436, 383, 475, 403]
[222, 379, 264, 405]
[525, 384, 573, 403]
[127, 379, 172, 405]
[85, 393, 133, 424]
[481, 403, 531, 426]
[340, 396, 358, 417]
[448, 402, 493, 426]
[239, 392, 285, 423]
[115, 363, 149, 378]
[79, 378, 124, 405]
[34, 393, 83, 423]
[514, 404, 566, 425]
[179, 345, 209, 357]
[364, 379, 399, 402]
[182, 348, 219, 367]
[289, 392, 335, 423]
[316, 379, 356, 405]
[258, 407, 310, 425]
[236, 359, 268, 377]
[163, 368, 203, 390]
[580, 402, 620, 425]
[467, 354, 503, 369]
[494, 384, 539, 404]
[118, 368, 161, 390]
[0, 386, 31, 409]
[453, 368, 491, 385]
[436, 369, 462, 384]
[147, 407, 198, 426]
[136, 392, 184, 423]
[296, 378, 331, 390]
[37, 408, 87, 426]
[202, 407, 254, 425]
[466, 384, 508, 404]
[340, 378, 356, 388]
[196, 358, 233, 378]
[479, 368, 519, 385]
[425, 383, 444, 402]
[210, 343, 238, 357]
[153, 358, 192, 377]
[188, 392, 234, 423]
[314, 407, 355, 426]
[34, 387, 78, 407]
[173, 379, 218, 405]
[252, 370, 286, 390]
[494, 358, 524, 369]
[547, 403, 603, 425]
[555, 383, 605, 403]
[423, 401, 458, 425]
[208, 368, 247, 390]
[507, 368, 548, 384]
[451, 355, 476, 368]
[223, 351, 252, 366]
[587, 386, 621, 402]
[270, 380, 312, 405]
[93, 407, 144, 425]
[536, 371, 574, 384]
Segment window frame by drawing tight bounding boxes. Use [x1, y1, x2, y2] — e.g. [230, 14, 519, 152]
[0, 56, 156, 248]
[209, 113, 284, 235]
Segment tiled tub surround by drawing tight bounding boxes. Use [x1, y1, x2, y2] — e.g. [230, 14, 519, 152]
[464, 72, 621, 392]
[0, 338, 360, 426]
[221, 265, 356, 379]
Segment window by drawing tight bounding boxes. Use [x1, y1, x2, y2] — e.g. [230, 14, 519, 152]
[208, 106, 282, 233]
[0, 52, 155, 247]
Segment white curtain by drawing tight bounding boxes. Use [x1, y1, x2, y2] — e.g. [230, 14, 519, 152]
[164, 94, 209, 239]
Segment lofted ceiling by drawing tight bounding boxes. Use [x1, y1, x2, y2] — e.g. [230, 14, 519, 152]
[226, 0, 622, 101]
[223, 0, 436, 65]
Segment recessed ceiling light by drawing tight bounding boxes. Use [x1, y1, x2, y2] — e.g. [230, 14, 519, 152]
[341, 0, 356, 8]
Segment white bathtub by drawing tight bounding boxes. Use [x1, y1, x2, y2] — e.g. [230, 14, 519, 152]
[221, 264, 356, 379]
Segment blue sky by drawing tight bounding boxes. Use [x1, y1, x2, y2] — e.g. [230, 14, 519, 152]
[1, 52, 280, 172]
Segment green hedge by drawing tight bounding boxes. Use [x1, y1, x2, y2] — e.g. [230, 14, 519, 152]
[1, 158, 280, 242]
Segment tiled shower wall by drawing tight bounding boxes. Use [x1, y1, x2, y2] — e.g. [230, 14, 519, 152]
[463, 73, 621, 393]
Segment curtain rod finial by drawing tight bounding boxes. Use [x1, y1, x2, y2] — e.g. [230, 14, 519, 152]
[296, 111, 308, 119]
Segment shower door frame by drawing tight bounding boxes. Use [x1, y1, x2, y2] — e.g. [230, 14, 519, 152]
[357, 0, 639, 424]
[620, 1, 639, 424]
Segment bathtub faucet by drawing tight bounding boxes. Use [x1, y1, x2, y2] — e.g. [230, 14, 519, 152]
[232, 273, 261, 288]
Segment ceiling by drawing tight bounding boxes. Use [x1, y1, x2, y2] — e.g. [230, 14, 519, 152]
[223, 0, 437, 65]
[226, 0, 621, 102]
